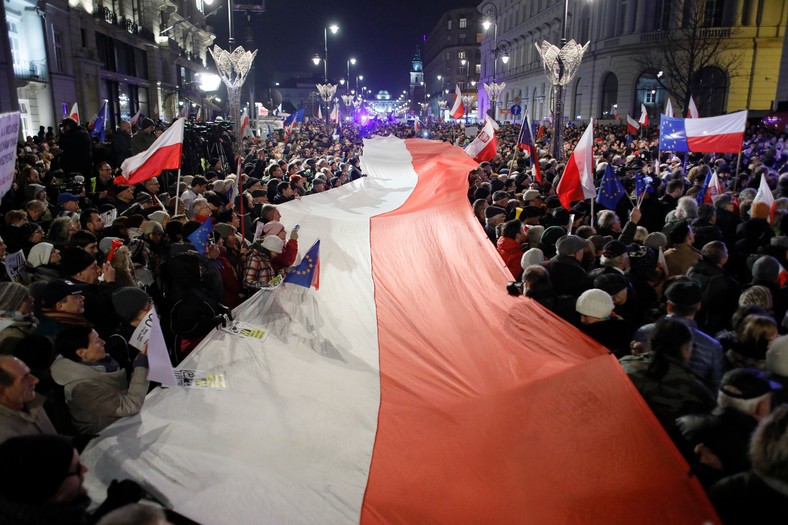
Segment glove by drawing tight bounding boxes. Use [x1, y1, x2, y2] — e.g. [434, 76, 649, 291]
[211, 315, 228, 328]
[93, 479, 146, 521]
[217, 303, 234, 322]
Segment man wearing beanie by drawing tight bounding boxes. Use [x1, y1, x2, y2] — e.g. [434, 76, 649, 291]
[542, 235, 594, 299]
[50, 324, 149, 435]
[106, 287, 153, 368]
[748, 255, 788, 323]
[574, 289, 634, 357]
[28, 242, 61, 284]
[130, 117, 156, 155]
[634, 280, 724, 386]
[59, 248, 120, 339]
[484, 206, 507, 244]
[0, 282, 37, 354]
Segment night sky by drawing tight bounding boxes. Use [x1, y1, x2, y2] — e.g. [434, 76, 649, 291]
[213, 0, 479, 97]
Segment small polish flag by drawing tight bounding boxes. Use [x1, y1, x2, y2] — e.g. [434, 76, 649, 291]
[626, 114, 640, 135]
[638, 104, 648, 127]
[687, 96, 699, 119]
[69, 102, 80, 124]
[450, 85, 465, 120]
[664, 98, 674, 118]
[120, 118, 184, 184]
[556, 119, 596, 210]
[464, 115, 498, 162]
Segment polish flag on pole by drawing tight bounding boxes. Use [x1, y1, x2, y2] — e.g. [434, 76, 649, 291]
[626, 114, 640, 135]
[638, 104, 648, 126]
[240, 108, 251, 138]
[557, 119, 596, 210]
[317, 105, 323, 120]
[464, 115, 498, 162]
[129, 109, 142, 128]
[119, 118, 184, 184]
[664, 98, 674, 118]
[687, 96, 699, 118]
[751, 171, 775, 219]
[450, 85, 465, 120]
[69, 103, 80, 124]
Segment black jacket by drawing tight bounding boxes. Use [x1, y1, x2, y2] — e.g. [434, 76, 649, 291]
[542, 255, 593, 299]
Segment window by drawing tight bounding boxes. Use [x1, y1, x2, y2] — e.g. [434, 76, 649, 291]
[447, 19, 452, 30]
[445, 51, 451, 60]
[459, 33, 466, 43]
[644, 90, 656, 104]
[54, 31, 65, 73]
[600, 72, 618, 118]
[458, 51, 466, 60]
[704, 0, 724, 27]
[459, 18, 467, 28]
[475, 64, 481, 74]
[459, 66, 467, 76]
[458, 81, 465, 90]
[7, 22, 20, 66]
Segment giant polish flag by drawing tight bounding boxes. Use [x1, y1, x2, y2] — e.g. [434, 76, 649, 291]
[120, 118, 184, 184]
[80, 136, 719, 525]
[450, 84, 465, 119]
[464, 114, 498, 162]
[557, 118, 596, 210]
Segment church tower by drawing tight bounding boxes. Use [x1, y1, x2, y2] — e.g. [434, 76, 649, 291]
[409, 46, 424, 109]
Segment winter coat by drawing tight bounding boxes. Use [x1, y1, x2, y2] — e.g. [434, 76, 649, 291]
[687, 259, 741, 334]
[50, 355, 149, 435]
[710, 471, 788, 525]
[496, 236, 524, 279]
[542, 255, 594, 299]
[664, 243, 702, 276]
[0, 393, 57, 443]
[0, 314, 39, 354]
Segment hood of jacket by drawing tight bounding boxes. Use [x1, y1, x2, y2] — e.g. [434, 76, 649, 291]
[50, 355, 124, 387]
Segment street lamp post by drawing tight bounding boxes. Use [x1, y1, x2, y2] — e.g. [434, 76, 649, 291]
[311, 24, 339, 122]
[346, 58, 356, 94]
[535, 0, 590, 160]
[480, 2, 511, 121]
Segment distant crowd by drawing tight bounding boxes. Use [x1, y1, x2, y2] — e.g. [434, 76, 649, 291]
[0, 114, 787, 524]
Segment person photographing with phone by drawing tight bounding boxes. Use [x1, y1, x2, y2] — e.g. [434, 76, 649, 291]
[261, 221, 300, 273]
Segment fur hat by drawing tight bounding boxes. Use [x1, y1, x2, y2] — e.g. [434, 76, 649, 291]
[575, 289, 614, 318]
[738, 285, 773, 310]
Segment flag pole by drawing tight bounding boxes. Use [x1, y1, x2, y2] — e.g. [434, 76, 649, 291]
[175, 168, 182, 216]
[735, 152, 742, 178]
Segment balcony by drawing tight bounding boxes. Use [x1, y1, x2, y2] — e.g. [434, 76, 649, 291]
[13, 60, 48, 82]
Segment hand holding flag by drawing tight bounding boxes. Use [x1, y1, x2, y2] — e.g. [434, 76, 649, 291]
[188, 217, 214, 255]
[283, 240, 320, 289]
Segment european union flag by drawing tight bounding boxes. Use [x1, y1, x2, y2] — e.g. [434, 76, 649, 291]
[596, 164, 626, 210]
[635, 173, 646, 199]
[294, 108, 306, 123]
[696, 170, 712, 204]
[659, 115, 689, 152]
[283, 240, 320, 289]
[91, 101, 107, 142]
[187, 217, 213, 255]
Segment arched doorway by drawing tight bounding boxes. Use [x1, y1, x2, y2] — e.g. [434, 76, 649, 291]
[634, 70, 665, 123]
[600, 72, 618, 119]
[690, 66, 728, 116]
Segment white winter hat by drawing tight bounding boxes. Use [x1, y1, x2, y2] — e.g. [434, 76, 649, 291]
[575, 289, 614, 319]
[766, 336, 788, 377]
[27, 242, 54, 268]
[260, 235, 284, 254]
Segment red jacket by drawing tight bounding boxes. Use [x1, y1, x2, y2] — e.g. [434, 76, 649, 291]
[272, 239, 298, 271]
[496, 236, 524, 279]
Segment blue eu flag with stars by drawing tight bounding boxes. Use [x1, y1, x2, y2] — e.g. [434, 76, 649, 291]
[596, 164, 626, 210]
[659, 115, 690, 152]
[283, 240, 320, 289]
[187, 217, 213, 255]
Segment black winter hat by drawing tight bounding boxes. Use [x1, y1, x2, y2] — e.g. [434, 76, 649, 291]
[59, 248, 96, 277]
[112, 287, 151, 322]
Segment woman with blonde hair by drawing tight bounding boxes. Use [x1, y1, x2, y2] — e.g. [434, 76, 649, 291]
[727, 314, 778, 370]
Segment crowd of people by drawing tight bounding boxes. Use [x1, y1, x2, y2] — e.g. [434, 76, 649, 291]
[0, 112, 787, 523]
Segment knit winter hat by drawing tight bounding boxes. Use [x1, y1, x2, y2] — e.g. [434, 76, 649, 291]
[575, 289, 614, 318]
[213, 223, 236, 239]
[0, 434, 75, 504]
[738, 285, 773, 310]
[752, 255, 781, 283]
[751, 201, 771, 220]
[262, 221, 285, 236]
[594, 273, 628, 295]
[0, 282, 30, 311]
[148, 210, 169, 225]
[644, 232, 668, 251]
[59, 248, 96, 277]
[766, 336, 788, 377]
[556, 235, 587, 257]
[99, 236, 123, 256]
[484, 206, 507, 219]
[112, 287, 151, 322]
[27, 242, 55, 268]
[627, 244, 657, 274]
[143, 221, 164, 235]
[520, 248, 545, 269]
[261, 235, 284, 254]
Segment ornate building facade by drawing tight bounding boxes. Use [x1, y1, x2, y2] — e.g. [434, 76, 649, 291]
[423, 6, 483, 120]
[0, 0, 216, 138]
[476, 0, 787, 124]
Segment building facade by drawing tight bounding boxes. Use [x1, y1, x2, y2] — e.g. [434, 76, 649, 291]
[476, 0, 787, 124]
[423, 6, 483, 120]
[0, 0, 216, 139]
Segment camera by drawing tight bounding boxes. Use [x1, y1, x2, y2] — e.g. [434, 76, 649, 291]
[506, 281, 523, 297]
